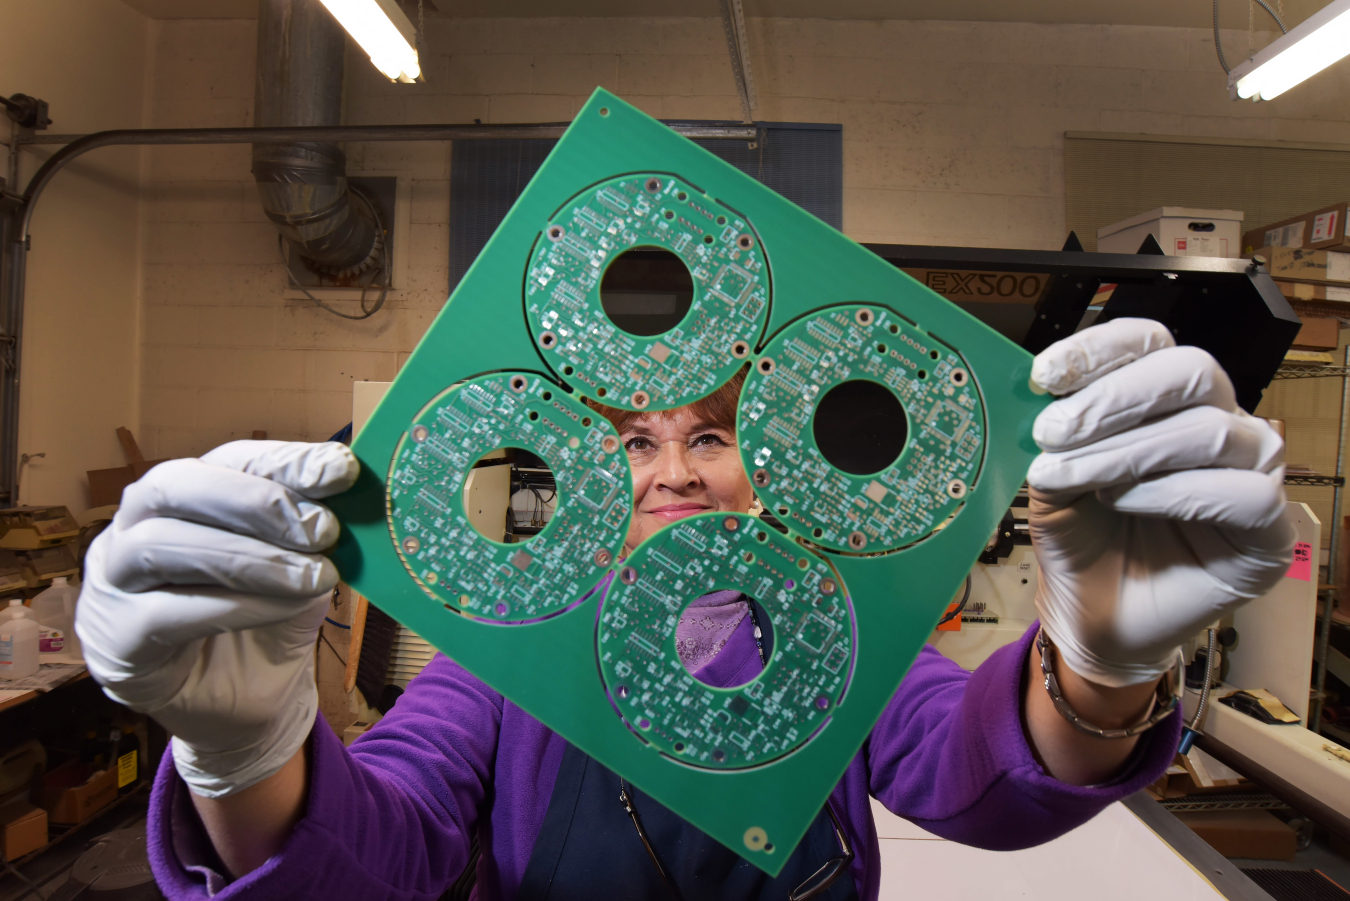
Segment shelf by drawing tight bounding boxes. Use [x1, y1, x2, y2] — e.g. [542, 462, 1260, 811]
[0, 667, 89, 713]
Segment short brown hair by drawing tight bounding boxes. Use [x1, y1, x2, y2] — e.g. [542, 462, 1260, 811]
[588, 366, 747, 434]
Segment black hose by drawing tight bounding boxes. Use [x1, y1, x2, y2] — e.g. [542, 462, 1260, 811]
[937, 574, 973, 626]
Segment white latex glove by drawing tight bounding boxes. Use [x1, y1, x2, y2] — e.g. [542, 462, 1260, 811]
[1027, 318, 1295, 687]
[75, 441, 359, 798]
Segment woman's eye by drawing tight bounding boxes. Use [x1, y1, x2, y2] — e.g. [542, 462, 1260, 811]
[692, 433, 727, 448]
[624, 437, 652, 452]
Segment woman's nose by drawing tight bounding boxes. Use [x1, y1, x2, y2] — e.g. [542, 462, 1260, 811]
[652, 442, 698, 491]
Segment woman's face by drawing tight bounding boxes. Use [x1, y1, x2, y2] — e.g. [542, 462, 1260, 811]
[621, 406, 754, 552]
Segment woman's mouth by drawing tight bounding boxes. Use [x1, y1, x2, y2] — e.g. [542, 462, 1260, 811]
[645, 503, 711, 523]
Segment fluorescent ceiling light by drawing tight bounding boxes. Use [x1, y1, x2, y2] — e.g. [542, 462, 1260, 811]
[319, 0, 421, 83]
[1229, 0, 1350, 100]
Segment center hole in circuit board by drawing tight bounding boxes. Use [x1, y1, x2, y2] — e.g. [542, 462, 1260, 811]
[461, 446, 558, 544]
[812, 379, 910, 476]
[599, 247, 694, 337]
[678, 595, 775, 689]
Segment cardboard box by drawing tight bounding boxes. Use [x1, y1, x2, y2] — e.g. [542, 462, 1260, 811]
[0, 799, 46, 861]
[39, 762, 116, 825]
[1273, 279, 1350, 303]
[1175, 808, 1297, 861]
[1244, 202, 1350, 254]
[1249, 247, 1350, 285]
[1294, 316, 1340, 351]
[1098, 207, 1244, 258]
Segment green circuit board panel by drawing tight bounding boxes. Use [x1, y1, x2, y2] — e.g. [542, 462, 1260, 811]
[526, 173, 769, 412]
[598, 513, 852, 769]
[327, 88, 1051, 875]
[739, 304, 984, 554]
[387, 372, 631, 621]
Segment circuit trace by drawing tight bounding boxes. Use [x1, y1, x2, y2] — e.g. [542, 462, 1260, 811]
[328, 87, 1049, 875]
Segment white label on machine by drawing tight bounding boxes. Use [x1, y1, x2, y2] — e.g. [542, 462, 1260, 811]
[1266, 222, 1305, 248]
[1312, 211, 1340, 243]
[1327, 286, 1350, 302]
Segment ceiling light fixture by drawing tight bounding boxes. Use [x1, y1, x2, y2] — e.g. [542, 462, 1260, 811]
[318, 0, 421, 83]
[1227, 0, 1350, 101]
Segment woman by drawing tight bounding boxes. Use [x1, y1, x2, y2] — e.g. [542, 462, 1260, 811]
[76, 319, 1293, 900]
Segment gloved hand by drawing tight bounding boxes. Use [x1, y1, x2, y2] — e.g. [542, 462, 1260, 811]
[76, 441, 359, 798]
[1028, 318, 1295, 687]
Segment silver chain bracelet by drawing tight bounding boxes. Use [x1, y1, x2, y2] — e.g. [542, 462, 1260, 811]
[1036, 628, 1182, 740]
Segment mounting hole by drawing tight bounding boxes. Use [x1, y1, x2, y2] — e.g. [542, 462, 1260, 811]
[950, 368, 968, 386]
[509, 375, 528, 393]
[758, 357, 775, 375]
[876, 343, 887, 355]
[812, 527, 824, 538]
[631, 390, 650, 408]
[664, 209, 675, 220]
[596, 387, 608, 398]
[562, 364, 574, 376]
[732, 340, 750, 358]
[527, 410, 539, 421]
[752, 468, 769, 487]
[581, 416, 593, 427]
[674, 741, 685, 753]
[855, 308, 873, 325]
[813, 379, 908, 476]
[797, 558, 810, 570]
[620, 565, 639, 584]
[645, 177, 662, 193]
[848, 531, 867, 550]
[601, 434, 619, 453]
[703, 234, 715, 244]
[930, 349, 940, 360]
[546, 225, 564, 242]
[736, 234, 755, 250]
[756, 531, 768, 542]
[712, 749, 726, 762]
[682, 596, 773, 687]
[540, 331, 557, 349]
[742, 551, 755, 564]
[464, 447, 554, 543]
[917, 369, 927, 379]
[776, 505, 789, 517]
[947, 478, 967, 499]
[411, 424, 429, 443]
[676, 191, 688, 202]
[542, 390, 552, 401]
[600, 247, 693, 336]
[717, 215, 727, 226]
[888, 323, 899, 334]
[599, 106, 610, 116]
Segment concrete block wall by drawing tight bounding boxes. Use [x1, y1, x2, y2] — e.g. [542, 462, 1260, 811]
[137, 15, 1350, 460]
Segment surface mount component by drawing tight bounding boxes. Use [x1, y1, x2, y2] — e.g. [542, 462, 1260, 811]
[328, 88, 1050, 874]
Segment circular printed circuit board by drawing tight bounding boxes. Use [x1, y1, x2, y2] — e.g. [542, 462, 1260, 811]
[387, 372, 632, 622]
[525, 173, 771, 412]
[598, 513, 855, 769]
[738, 305, 986, 554]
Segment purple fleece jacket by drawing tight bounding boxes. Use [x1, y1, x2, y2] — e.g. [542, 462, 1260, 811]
[146, 620, 1178, 900]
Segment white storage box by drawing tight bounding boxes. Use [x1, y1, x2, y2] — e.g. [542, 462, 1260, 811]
[1097, 207, 1245, 258]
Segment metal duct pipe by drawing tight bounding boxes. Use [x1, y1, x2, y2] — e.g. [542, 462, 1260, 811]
[253, 0, 380, 277]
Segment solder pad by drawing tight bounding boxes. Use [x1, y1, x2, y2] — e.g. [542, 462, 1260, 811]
[598, 513, 853, 769]
[525, 173, 769, 412]
[739, 305, 985, 554]
[387, 372, 632, 621]
[328, 88, 1051, 875]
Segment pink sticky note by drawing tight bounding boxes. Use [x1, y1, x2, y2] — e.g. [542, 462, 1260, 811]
[1287, 541, 1312, 582]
